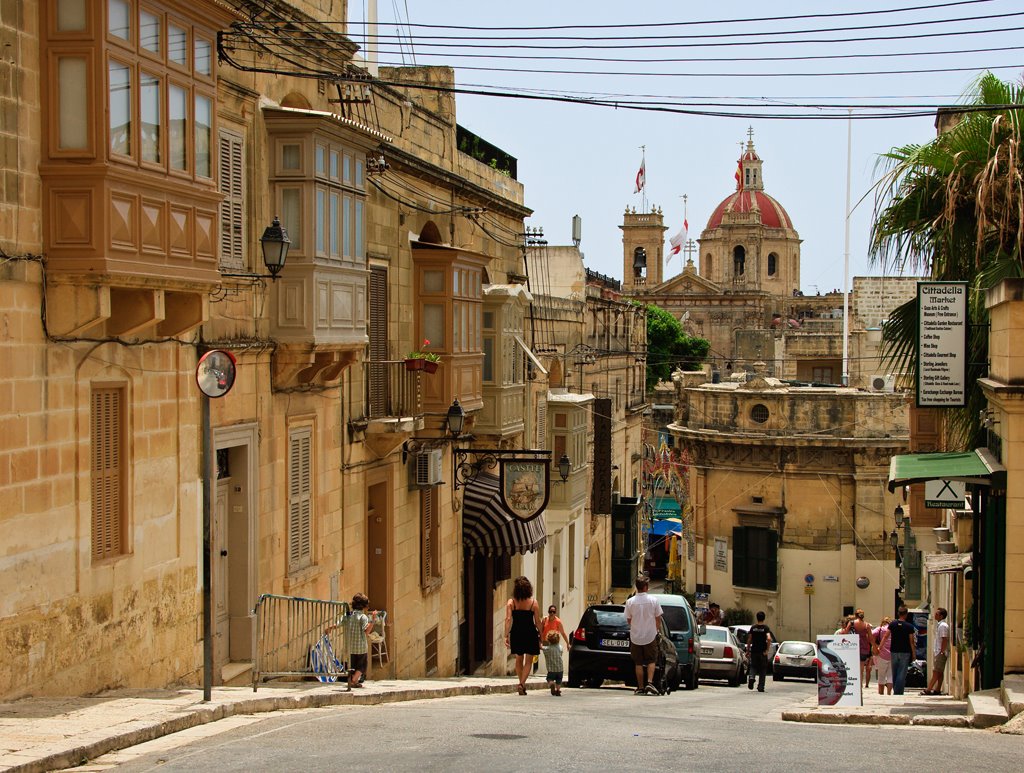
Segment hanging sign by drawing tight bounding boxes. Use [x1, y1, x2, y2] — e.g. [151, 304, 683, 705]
[499, 458, 551, 522]
[917, 281, 968, 407]
[925, 479, 966, 509]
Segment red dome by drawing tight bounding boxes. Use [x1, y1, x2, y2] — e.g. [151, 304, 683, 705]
[706, 189, 793, 230]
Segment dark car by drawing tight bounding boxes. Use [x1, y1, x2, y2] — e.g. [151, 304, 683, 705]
[772, 640, 817, 681]
[647, 593, 702, 690]
[567, 604, 680, 693]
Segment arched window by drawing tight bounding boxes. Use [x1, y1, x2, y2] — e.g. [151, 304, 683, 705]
[767, 252, 778, 276]
[706, 254, 713, 275]
[733, 245, 745, 276]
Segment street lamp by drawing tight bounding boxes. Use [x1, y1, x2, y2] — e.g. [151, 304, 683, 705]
[557, 453, 571, 482]
[445, 399, 465, 437]
[260, 216, 291, 278]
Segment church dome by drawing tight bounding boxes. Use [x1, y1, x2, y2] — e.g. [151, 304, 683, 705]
[705, 132, 794, 232]
[706, 189, 793, 230]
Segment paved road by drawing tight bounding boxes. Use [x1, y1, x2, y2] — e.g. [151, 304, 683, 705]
[74, 679, 1022, 772]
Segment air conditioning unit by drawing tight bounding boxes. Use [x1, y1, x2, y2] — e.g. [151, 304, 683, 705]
[413, 448, 444, 487]
[869, 374, 896, 393]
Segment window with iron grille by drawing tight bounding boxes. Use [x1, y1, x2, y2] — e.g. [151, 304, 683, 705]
[732, 526, 778, 591]
[421, 486, 441, 587]
[91, 386, 127, 561]
[288, 425, 313, 572]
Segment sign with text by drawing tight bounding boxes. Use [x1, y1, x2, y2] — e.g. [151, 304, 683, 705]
[714, 537, 728, 572]
[816, 635, 861, 707]
[917, 281, 968, 407]
[925, 478, 966, 509]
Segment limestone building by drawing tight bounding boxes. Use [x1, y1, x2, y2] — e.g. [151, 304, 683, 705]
[0, 0, 637, 699]
[669, 369, 914, 640]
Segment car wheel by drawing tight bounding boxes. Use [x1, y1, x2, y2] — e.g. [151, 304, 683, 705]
[670, 666, 682, 691]
[567, 672, 582, 688]
[687, 666, 699, 690]
[773, 673, 784, 681]
[728, 673, 741, 687]
[584, 677, 604, 689]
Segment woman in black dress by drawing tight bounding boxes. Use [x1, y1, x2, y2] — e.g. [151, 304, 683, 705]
[504, 575, 542, 695]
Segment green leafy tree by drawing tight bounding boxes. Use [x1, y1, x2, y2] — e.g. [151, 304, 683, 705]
[870, 72, 1024, 449]
[645, 303, 710, 390]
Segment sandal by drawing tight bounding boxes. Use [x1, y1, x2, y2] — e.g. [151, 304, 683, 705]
[517, 684, 527, 695]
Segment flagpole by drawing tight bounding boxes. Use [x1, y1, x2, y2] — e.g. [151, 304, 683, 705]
[641, 145, 647, 212]
[842, 109, 852, 387]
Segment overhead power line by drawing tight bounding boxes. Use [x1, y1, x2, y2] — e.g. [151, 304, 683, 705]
[339, 0, 999, 32]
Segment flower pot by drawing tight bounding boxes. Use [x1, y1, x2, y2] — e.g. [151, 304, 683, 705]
[404, 358, 425, 372]
[423, 359, 439, 374]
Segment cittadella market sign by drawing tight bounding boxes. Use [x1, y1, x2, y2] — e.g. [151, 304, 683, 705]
[917, 281, 968, 407]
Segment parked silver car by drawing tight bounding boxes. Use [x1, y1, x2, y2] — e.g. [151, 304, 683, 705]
[698, 625, 747, 686]
[772, 640, 817, 681]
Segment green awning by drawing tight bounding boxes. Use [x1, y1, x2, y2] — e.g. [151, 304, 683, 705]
[887, 448, 1005, 492]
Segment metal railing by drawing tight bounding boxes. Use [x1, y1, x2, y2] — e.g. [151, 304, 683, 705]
[367, 360, 423, 419]
[252, 593, 350, 691]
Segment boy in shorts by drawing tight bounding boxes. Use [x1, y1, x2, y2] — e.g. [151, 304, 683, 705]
[542, 630, 564, 695]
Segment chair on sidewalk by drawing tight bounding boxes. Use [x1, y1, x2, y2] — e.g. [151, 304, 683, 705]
[368, 611, 388, 668]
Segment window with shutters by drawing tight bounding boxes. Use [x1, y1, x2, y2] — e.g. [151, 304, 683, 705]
[287, 425, 313, 572]
[218, 129, 244, 270]
[421, 486, 441, 588]
[732, 526, 778, 591]
[91, 386, 128, 561]
[535, 399, 547, 449]
[367, 265, 389, 416]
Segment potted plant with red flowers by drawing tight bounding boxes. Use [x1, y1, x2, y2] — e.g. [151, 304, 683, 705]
[405, 339, 442, 373]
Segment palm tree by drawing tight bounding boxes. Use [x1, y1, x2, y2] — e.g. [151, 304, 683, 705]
[869, 72, 1024, 449]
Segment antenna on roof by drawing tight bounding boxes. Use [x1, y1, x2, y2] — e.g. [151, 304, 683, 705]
[571, 215, 582, 248]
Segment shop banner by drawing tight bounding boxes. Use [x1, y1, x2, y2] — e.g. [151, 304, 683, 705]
[815, 635, 862, 707]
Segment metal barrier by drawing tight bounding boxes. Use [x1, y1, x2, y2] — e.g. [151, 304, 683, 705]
[252, 593, 350, 691]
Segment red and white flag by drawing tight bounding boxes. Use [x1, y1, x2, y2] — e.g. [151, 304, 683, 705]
[634, 159, 646, 194]
[669, 221, 688, 255]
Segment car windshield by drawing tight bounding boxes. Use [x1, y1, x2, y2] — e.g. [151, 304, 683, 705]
[590, 609, 627, 627]
[661, 607, 690, 633]
[702, 628, 728, 642]
[779, 642, 814, 656]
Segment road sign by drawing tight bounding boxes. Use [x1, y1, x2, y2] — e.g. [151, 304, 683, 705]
[804, 573, 815, 584]
[805, 585, 815, 595]
[924, 479, 966, 509]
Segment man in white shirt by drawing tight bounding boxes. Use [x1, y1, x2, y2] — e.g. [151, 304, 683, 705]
[624, 575, 664, 695]
[924, 607, 950, 695]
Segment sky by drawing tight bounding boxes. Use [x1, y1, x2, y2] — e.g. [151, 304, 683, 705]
[346, 0, 1023, 294]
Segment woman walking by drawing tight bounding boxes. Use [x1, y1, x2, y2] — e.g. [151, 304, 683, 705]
[504, 576, 542, 695]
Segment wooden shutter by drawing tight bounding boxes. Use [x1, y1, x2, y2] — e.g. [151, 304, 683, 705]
[421, 488, 433, 585]
[219, 130, 244, 270]
[732, 526, 747, 589]
[288, 426, 312, 570]
[536, 399, 547, 449]
[368, 266, 388, 416]
[421, 487, 440, 585]
[91, 388, 124, 561]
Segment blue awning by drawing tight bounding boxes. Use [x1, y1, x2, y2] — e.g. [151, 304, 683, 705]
[649, 518, 682, 537]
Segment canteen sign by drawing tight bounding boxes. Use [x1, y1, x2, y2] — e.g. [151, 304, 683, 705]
[917, 281, 968, 407]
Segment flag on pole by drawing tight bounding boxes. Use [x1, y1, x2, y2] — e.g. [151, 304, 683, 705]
[734, 159, 743, 189]
[669, 224, 687, 256]
[634, 159, 646, 194]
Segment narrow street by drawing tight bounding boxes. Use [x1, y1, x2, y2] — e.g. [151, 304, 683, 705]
[78, 680, 1023, 772]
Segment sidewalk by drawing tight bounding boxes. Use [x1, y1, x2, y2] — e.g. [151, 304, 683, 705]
[782, 688, 972, 727]
[0, 676, 543, 773]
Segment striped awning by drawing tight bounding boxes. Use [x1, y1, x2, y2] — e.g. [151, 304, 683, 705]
[462, 473, 547, 557]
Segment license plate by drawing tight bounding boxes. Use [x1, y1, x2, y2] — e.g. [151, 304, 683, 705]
[601, 638, 629, 648]
[701, 647, 713, 655]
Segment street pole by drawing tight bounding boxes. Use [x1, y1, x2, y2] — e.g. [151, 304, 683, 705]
[201, 365, 213, 702]
[841, 109, 852, 386]
[808, 593, 812, 642]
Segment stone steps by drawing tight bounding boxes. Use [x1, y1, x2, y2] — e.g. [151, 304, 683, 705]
[1001, 675, 1024, 718]
[968, 687, 1008, 728]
